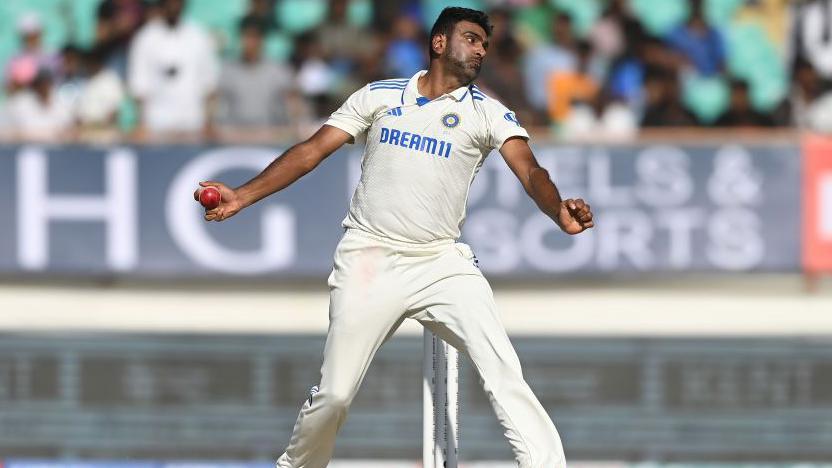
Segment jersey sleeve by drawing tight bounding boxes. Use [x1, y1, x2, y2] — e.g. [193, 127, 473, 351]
[324, 85, 375, 141]
[485, 100, 530, 150]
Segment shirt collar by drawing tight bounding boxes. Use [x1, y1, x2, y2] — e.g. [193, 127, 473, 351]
[401, 70, 471, 105]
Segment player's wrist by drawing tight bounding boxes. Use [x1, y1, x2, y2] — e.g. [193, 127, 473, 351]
[554, 203, 570, 231]
[233, 187, 255, 209]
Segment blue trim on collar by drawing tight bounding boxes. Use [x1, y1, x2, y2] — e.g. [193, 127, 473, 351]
[369, 85, 407, 91]
[371, 78, 409, 85]
[416, 96, 430, 106]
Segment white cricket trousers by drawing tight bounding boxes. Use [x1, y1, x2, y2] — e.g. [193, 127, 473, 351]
[276, 228, 565, 468]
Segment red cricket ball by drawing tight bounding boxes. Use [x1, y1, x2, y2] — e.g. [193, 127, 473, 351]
[199, 187, 222, 209]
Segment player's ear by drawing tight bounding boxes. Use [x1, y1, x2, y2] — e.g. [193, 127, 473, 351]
[432, 33, 446, 56]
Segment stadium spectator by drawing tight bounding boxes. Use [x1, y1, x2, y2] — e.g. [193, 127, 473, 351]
[56, 45, 85, 86]
[320, 0, 376, 70]
[95, 0, 146, 78]
[4, 69, 74, 141]
[477, 8, 535, 124]
[218, 19, 299, 127]
[560, 90, 638, 141]
[0, 0, 806, 137]
[605, 37, 646, 116]
[384, 11, 427, 78]
[4, 13, 58, 93]
[547, 41, 599, 125]
[54, 46, 87, 110]
[590, 0, 646, 62]
[478, 34, 533, 125]
[665, 0, 725, 77]
[714, 79, 775, 127]
[292, 31, 336, 118]
[76, 46, 126, 132]
[641, 67, 698, 127]
[523, 13, 577, 113]
[318, 0, 383, 94]
[240, 0, 279, 34]
[127, 0, 219, 138]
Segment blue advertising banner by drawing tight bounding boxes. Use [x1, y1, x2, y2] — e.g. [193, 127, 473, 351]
[0, 142, 800, 278]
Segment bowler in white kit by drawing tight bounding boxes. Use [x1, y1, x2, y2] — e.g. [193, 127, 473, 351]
[195, 7, 594, 468]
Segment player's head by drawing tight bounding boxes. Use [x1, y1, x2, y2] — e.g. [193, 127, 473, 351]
[428, 7, 492, 85]
[239, 17, 266, 62]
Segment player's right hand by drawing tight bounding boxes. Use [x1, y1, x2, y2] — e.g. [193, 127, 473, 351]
[194, 181, 243, 222]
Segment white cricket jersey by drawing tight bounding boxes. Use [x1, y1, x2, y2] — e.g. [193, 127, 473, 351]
[325, 70, 529, 244]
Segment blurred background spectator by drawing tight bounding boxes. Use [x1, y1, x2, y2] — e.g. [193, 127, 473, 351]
[127, 0, 218, 139]
[715, 78, 776, 127]
[665, 0, 725, 77]
[95, 0, 146, 77]
[241, 0, 279, 33]
[641, 66, 698, 127]
[0, 0, 830, 141]
[5, 69, 73, 141]
[218, 18, 303, 129]
[523, 12, 577, 121]
[4, 13, 59, 94]
[76, 45, 126, 138]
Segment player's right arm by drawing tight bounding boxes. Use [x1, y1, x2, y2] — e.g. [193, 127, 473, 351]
[195, 124, 353, 221]
[196, 84, 376, 222]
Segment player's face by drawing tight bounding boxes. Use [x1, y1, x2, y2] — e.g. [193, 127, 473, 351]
[443, 21, 489, 84]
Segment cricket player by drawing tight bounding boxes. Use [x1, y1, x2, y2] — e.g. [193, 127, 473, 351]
[195, 7, 593, 468]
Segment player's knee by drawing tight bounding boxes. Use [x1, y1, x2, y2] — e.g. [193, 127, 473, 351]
[321, 388, 352, 413]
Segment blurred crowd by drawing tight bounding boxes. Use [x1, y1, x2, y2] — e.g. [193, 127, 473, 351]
[1, 0, 831, 142]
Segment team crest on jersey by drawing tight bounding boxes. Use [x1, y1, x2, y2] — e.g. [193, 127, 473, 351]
[441, 112, 460, 128]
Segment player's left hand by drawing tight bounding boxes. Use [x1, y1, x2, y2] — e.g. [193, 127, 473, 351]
[557, 198, 594, 234]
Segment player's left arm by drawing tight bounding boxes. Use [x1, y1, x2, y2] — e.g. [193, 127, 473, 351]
[499, 137, 594, 235]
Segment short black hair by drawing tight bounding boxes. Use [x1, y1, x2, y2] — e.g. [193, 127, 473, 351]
[428, 7, 492, 59]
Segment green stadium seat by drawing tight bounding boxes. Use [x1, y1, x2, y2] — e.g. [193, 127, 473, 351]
[186, 0, 247, 54]
[118, 95, 138, 132]
[682, 74, 729, 123]
[551, 0, 602, 37]
[747, 67, 787, 112]
[725, 22, 786, 111]
[277, 0, 327, 34]
[347, 0, 372, 28]
[726, 23, 771, 77]
[630, 0, 688, 36]
[69, 0, 102, 49]
[264, 31, 293, 62]
[186, 0, 247, 28]
[513, 4, 555, 45]
[705, 0, 744, 27]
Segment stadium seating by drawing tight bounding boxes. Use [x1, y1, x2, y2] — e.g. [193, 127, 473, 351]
[0, 0, 797, 124]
